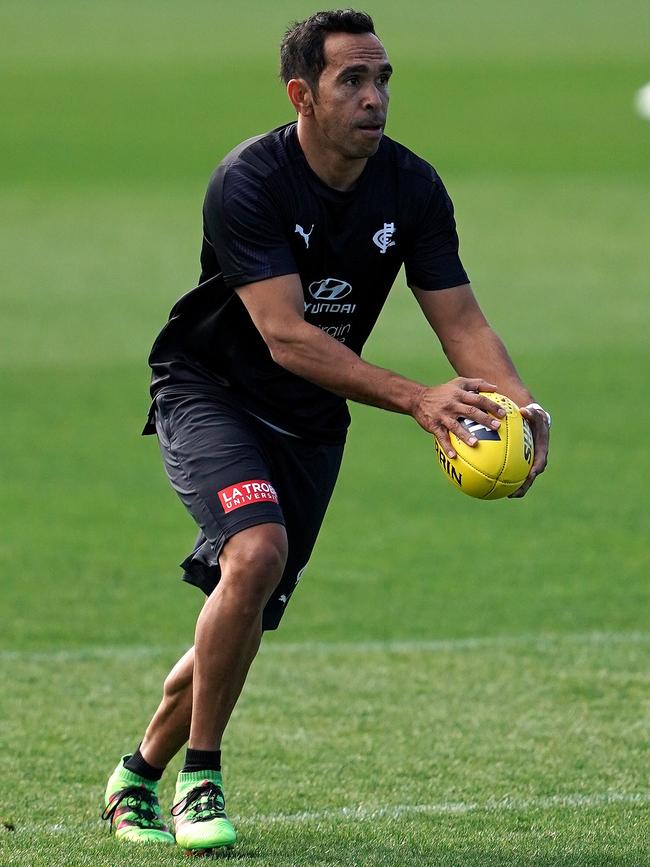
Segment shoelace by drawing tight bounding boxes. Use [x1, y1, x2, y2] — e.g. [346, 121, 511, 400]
[101, 785, 162, 831]
[171, 782, 226, 823]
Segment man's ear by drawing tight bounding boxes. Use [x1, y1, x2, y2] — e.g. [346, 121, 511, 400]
[287, 78, 315, 116]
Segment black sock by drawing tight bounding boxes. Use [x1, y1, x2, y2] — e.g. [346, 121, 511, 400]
[124, 747, 164, 782]
[182, 748, 221, 773]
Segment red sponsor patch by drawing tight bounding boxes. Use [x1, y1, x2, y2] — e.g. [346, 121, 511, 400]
[218, 479, 279, 512]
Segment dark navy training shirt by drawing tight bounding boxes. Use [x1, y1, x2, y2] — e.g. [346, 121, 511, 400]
[147, 122, 468, 443]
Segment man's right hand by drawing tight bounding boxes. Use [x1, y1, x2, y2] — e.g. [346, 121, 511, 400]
[411, 378, 506, 458]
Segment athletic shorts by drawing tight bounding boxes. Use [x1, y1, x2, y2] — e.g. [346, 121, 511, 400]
[152, 386, 345, 630]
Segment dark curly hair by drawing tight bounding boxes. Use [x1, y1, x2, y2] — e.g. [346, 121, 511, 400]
[280, 10, 376, 94]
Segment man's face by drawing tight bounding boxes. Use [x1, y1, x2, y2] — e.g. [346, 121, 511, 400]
[309, 31, 392, 161]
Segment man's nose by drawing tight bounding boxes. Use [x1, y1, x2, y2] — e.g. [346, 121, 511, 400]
[361, 83, 384, 110]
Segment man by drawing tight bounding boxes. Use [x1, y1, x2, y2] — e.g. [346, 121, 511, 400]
[101, 9, 550, 855]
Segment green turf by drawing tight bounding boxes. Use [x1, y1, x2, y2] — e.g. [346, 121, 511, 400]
[3, 637, 650, 864]
[1, 0, 649, 864]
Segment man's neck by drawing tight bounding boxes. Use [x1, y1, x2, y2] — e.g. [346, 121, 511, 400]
[296, 122, 367, 192]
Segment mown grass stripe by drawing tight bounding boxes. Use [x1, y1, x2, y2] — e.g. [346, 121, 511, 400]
[13, 791, 650, 837]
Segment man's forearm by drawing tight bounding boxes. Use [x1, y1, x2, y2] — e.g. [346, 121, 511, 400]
[237, 277, 513, 450]
[441, 322, 535, 408]
[269, 319, 426, 415]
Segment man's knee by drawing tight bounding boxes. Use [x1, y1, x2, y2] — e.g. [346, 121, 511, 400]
[218, 523, 288, 611]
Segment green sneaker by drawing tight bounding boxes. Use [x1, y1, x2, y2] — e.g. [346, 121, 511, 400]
[171, 770, 237, 853]
[101, 755, 175, 844]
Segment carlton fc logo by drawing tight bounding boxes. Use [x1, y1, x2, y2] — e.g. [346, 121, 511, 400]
[373, 221, 396, 254]
[308, 277, 353, 301]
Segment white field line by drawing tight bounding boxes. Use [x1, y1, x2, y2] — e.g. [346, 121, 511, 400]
[2, 631, 650, 663]
[22, 791, 650, 836]
[242, 791, 650, 825]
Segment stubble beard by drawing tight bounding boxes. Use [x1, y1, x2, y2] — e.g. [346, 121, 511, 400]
[339, 126, 384, 160]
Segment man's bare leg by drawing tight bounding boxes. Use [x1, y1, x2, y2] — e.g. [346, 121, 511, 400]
[138, 522, 287, 766]
[139, 647, 194, 769]
[188, 522, 287, 749]
[164, 523, 287, 851]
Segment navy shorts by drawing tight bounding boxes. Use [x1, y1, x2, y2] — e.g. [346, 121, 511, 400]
[152, 386, 345, 630]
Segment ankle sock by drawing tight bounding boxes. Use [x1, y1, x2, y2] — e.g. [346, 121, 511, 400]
[124, 747, 164, 782]
[182, 748, 221, 773]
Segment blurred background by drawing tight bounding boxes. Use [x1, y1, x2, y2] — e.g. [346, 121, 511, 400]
[1, 0, 647, 647]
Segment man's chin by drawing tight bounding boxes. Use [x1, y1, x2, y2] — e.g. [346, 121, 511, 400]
[349, 134, 383, 159]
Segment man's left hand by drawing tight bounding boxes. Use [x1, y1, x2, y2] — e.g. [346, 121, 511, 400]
[509, 405, 550, 499]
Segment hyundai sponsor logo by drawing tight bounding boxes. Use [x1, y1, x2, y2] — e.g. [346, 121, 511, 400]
[308, 277, 353, 301]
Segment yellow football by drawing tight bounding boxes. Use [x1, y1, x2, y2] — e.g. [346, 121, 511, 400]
[434, 392, 534, 500]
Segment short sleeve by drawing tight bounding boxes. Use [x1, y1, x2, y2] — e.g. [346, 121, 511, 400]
[403, 177, 469, 291]
[203, 162, 298, 289]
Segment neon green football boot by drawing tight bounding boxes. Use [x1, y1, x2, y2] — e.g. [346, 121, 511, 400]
[171, 770, 237, 853]
[101, 756, 175, 844]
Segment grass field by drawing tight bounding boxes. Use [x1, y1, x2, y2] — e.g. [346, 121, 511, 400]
[1, 1, 649, 864]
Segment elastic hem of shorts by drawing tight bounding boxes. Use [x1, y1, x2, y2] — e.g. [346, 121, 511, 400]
[146, 382, 348, 446]
[181, 514, 286, 597]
